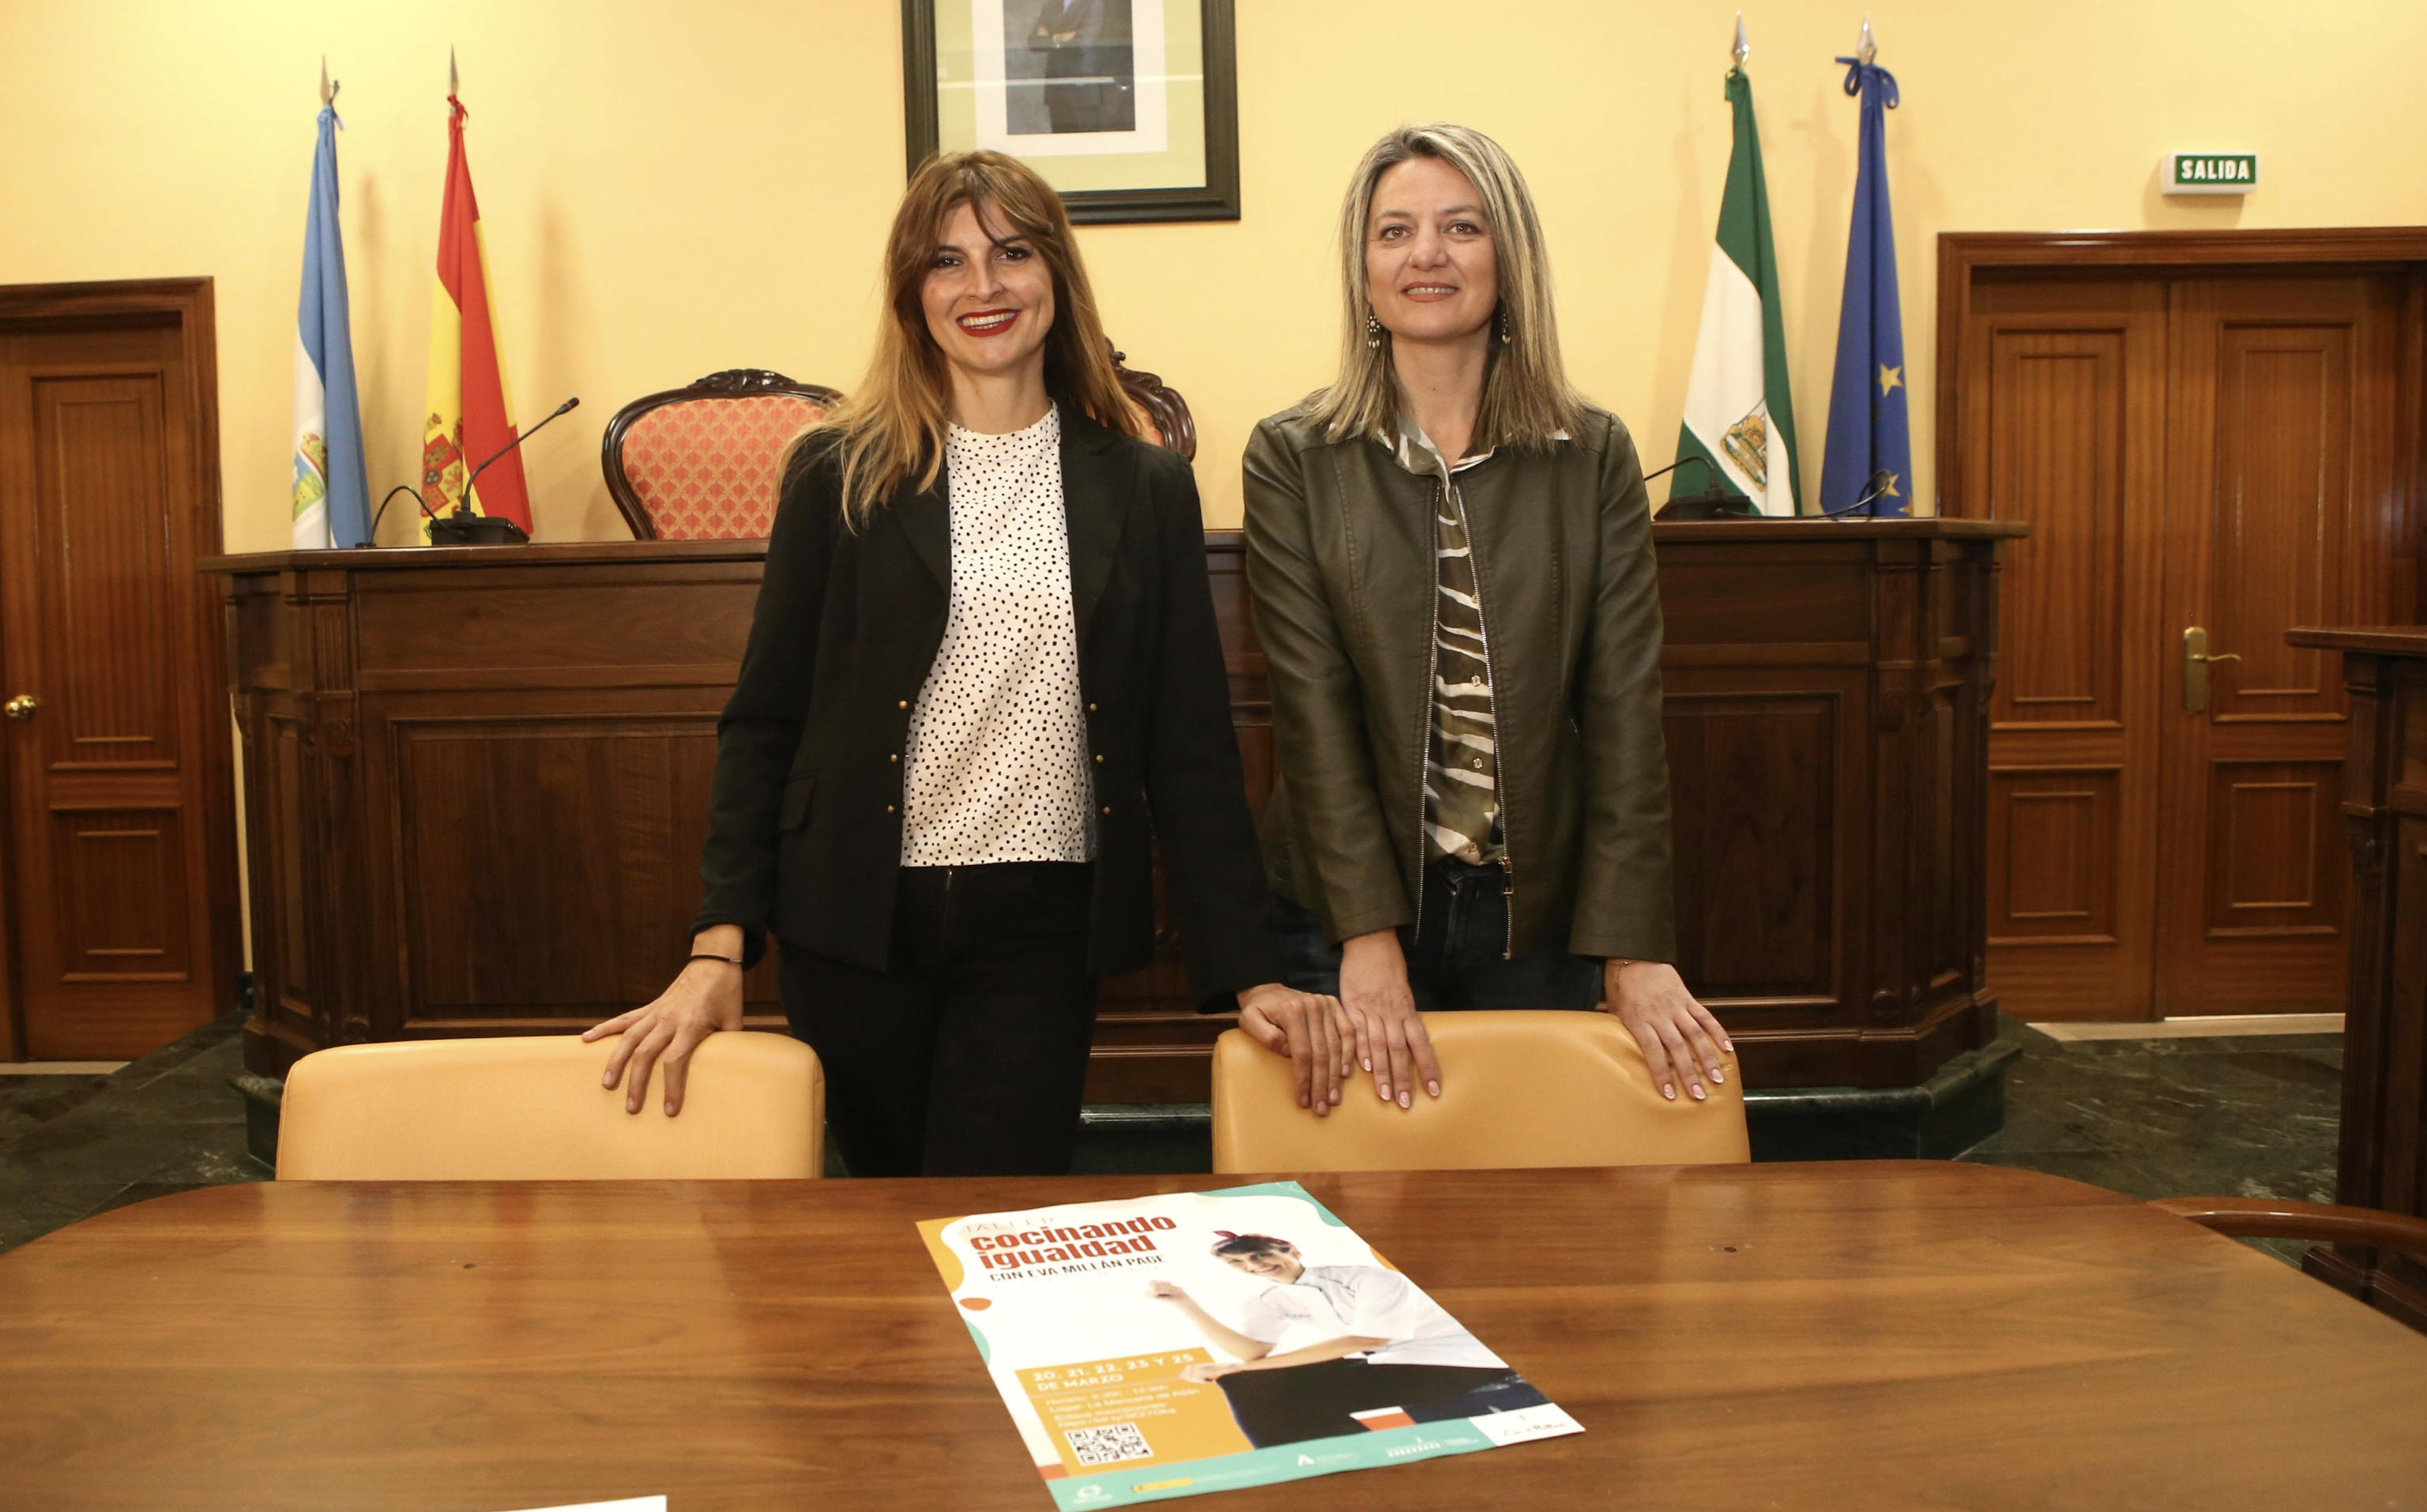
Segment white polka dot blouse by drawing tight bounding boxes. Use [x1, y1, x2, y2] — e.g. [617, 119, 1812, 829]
[900, 404, 1095, 867]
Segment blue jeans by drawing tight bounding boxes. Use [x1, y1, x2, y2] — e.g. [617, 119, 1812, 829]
[1272, 859, 1604, 1010]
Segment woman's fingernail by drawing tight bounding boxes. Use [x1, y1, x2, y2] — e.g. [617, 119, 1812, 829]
[1712, 1068, 1726, 1083]
[1691, 1085, 1706, 1102]
[1398, 1091, 1412, 1108]
[1722, 1040, 1736, 1051]
[1661, 1084, 1676, 1100]
[1361, 1058, 1372, 1071]
[1427, 1081, 1441, 1097]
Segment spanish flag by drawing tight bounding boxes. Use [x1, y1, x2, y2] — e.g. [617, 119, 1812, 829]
[420, 81, 529, 533]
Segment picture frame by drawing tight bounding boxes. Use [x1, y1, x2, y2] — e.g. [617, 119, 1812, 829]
[901, 0, 1240, 224]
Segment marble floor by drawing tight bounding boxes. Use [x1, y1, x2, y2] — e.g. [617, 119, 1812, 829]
[0, 1010, 262, 1254]
[0, 1011, 2344, 1265]
[1956, 1017, 2343, 1266]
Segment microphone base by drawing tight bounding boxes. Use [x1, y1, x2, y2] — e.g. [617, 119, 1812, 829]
[1654, 485, 1762, 522]
[427, 513, 532, 547]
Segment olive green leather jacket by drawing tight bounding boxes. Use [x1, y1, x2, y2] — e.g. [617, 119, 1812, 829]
[1241, 402, 1676, 963]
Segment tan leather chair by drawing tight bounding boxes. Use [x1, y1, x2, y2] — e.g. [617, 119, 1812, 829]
[276, 1033, 823, 1179]
[1212, 1009, 1748, 1173]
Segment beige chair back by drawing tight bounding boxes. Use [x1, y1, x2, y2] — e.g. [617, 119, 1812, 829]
[1212, 1009, 1749, 1173]
[277, 1033, 823, 1180]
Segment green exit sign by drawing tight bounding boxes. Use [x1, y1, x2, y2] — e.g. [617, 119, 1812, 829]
[2164, 152, 2260, 195]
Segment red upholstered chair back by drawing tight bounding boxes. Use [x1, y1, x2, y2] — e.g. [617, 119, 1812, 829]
[603, 369, 843, 540]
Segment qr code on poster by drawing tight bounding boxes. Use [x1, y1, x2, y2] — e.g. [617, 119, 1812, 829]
[1066, 1421, 1153, 1466]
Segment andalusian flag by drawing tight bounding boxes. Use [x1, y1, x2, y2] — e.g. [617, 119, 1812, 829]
[292, 69, 368, 548]
[420, 66, 530, 534]
[1674, 22, 1800, 517]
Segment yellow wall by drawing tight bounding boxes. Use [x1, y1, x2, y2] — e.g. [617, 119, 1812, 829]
[6, 0, 2426, 544]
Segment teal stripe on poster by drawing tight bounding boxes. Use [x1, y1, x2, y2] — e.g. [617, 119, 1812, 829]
[1047, 1419, 1501, 1509]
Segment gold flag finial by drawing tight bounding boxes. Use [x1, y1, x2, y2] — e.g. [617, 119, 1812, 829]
[1732, 13, 1751, 70]
[448, 45, 459, 97]
[1856, 14, 1877, 67]
[320, 56, 335, 107]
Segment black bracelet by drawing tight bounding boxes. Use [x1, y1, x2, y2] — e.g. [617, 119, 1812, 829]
[687, 952, 743, 968]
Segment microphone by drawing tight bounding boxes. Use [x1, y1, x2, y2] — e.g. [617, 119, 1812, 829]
[429, 397, 581, 545]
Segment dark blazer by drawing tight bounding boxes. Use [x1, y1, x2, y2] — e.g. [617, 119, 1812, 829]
[1244, 403, 1676, 964]
[691, 405, 1279, 1006]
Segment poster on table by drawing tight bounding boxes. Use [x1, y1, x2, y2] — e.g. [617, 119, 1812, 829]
[918, 1182, 1580, 1507]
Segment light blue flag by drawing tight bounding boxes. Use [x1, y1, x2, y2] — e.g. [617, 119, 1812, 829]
[1819, 34, 1911, 517]
[292, 94, 369, 548]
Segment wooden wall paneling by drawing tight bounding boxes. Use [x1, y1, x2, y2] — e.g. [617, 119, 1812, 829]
[1959, 273, 2168, 1019]
[213, 524, 2019, 1095]
[1089, 535, 1269, 1102]
[1662, 683, 1850, 1016]
[371, 705, 751, 1034]
[1652, 524, 2018, 1089]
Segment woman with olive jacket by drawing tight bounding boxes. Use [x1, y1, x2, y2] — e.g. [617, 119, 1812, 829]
[1244, 122, 1735, 1112]
[585, 151, 1350, 1177]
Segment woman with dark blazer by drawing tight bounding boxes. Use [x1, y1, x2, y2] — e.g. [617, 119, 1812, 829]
[586, 151, 1349, 1175]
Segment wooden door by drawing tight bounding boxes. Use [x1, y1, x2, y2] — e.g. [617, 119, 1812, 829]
[1964, 264, 2411, 1019]
[2153, 276, 2405, 1013]
[1964, 275, 2170, 1019]
[0, 288, 235, 1058]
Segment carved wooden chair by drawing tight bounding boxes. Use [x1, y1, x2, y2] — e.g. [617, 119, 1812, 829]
[602, 368, 843, 540]
[1112, 347, 1195, 460]
[601, 352, 1189, 542]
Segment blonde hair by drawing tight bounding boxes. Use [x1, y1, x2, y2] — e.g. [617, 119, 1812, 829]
[809, 150, 1146, 522]
[1307, 123, 1585, 450]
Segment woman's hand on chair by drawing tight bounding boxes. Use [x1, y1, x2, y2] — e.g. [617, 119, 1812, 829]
[1236, 984, 1354, 1116]
[1339, 930, 1441, 1108]
[1604, 959, 1732, 1103]
[584, 926, 747, 1116]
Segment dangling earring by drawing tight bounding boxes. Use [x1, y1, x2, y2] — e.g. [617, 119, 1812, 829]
[1366, 313, 1384, 351]
[1497, 306, 1512, 346]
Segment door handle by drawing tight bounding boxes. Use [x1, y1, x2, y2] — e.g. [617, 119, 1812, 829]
[3, 694, 36, 722]
[2182, 626, 2241, 715]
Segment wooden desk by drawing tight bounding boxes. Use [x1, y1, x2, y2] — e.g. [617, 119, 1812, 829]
[208, 520, 2021, 1097]
[2, 1162, 2419, 1510]
[2284, 625, 2427, 1330]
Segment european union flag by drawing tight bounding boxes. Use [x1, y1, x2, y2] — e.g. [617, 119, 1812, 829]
[1819, 47, 1910, 517]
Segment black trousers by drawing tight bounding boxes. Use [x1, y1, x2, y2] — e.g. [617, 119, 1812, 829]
[779, 861, 1099, 1177]
[1273, 858, 1604, 1010]
[1215, 1359, 1549, 1449]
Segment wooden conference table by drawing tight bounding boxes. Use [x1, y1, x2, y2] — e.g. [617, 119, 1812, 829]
[2, 1162, 2422, 1510]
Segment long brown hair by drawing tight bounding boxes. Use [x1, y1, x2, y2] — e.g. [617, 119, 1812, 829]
[815, 151, 1146, 523]
[1307, 123, 1585, 451]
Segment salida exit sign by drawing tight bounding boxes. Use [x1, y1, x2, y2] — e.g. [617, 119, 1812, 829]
[2164, 152, 2260, 195]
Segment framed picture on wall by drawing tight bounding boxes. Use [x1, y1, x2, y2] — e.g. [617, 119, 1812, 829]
[901, 0, 1239, 224]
